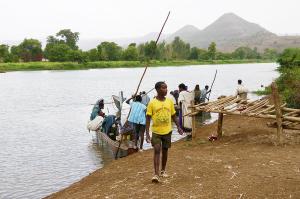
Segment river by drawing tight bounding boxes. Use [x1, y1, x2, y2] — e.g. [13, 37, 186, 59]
[0, 63, 279, 199]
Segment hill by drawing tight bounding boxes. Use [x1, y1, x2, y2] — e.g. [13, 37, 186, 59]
[165, 13, 300, 52]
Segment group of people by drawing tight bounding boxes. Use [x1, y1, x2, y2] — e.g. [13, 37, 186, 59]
[89, 79, 249, 183]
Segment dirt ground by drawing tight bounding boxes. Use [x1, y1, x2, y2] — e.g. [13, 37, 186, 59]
[46, 115, 300, 199]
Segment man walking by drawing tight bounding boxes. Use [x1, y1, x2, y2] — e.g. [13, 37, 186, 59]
[146, 81, 183, 183]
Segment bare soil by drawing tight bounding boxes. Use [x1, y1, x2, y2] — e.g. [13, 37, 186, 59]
[46, 115, 300, 199]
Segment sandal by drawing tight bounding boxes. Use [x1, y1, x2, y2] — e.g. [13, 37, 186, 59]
[151, 175, 159, 183]
[160, 170, 169, 178]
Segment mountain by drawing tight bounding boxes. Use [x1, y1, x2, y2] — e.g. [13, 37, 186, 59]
[3, 13, 298, 52]
[165, 25, 201, 44]
[166, 13, 300, 52]
[78, 32, 168, 50]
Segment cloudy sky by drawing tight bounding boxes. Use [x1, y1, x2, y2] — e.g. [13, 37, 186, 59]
[0, 0, 299, 42]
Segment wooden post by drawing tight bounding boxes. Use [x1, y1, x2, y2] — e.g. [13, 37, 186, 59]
[191, 101, 196, 139]
[271, 82, 283, 145]
[217, 113, 223, 138]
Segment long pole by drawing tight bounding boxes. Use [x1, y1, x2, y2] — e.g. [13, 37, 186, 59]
[116, 12, 171, 159]
[133, 11, 170, 97]
[207, 69, 217, 101]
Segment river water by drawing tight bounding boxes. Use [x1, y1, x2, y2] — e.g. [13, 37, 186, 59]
[0, 63, 279, 198]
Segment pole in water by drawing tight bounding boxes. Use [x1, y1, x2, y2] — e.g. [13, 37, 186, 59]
[207, 69, 217, 101]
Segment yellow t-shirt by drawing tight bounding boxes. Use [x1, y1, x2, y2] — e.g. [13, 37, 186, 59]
[146, 97, 176, 135]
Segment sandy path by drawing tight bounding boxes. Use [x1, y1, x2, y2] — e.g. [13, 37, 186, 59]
[46, 115, 300, 199]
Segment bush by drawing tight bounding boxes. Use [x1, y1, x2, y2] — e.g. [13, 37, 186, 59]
[277, 48, 300, 69]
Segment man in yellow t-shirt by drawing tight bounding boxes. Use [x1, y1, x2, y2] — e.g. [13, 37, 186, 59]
[146, 81, 184, 183]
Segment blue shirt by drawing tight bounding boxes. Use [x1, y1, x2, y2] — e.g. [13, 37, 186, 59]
[128, 101, 146, 125]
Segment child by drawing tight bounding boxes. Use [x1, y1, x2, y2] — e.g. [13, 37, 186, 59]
[127, 95, 146, 150]
[146, 81, 184, 183]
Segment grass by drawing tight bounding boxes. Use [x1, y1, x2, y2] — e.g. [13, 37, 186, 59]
[0, 59, 274, 72]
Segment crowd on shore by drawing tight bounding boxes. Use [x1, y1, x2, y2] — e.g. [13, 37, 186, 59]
[88, 80, 248, 182]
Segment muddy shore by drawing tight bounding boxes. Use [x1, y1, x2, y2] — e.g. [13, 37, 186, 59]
[46, 115, 300, 199]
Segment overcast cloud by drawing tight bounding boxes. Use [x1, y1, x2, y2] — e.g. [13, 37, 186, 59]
[0, 0, 299, 42]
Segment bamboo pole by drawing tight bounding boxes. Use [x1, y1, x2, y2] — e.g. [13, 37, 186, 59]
[217, 112, 224, 138]
[191, 100, 197, 139]
[271, 82, 283, 145]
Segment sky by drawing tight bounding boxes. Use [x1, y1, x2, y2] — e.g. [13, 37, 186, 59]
[0, 0, 300, 42]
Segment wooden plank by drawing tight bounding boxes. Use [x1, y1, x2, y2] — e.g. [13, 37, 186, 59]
[217, 113, 224, 138]
[191, 101, 197, 139]
[271, 82, 283, 145]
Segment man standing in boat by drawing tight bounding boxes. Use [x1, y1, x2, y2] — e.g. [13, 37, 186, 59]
[236, 79, 249, 100]
[146, 81, 184, 183]
[200, 85, 211, 103]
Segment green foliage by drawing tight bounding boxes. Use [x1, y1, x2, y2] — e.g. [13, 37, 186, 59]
[144, 41, 157, 60]
[276, 67, 300, 108]
[97, 42, 122, 61]
[277, 48, 300, 69]
[67, 50, 88, 63]
[122, 45, 138, 61]
[262, 48, 278, 60]
[232, 46, 260, 59]
[207, 42, 217, 60]
[16, 39, 43, 62]
[171, 37, 190, 59]
[87, 48, 101, 62]
[56, 29, 79, 50]
[44, 43, 71, 62]
[258, 48, 300, 108]
[0, 44, 10, 62]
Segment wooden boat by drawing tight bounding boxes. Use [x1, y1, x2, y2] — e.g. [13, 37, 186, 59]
[94, 91, 136, 159]
[95, 129, 130, 158]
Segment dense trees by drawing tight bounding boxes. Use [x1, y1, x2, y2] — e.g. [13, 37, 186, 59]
[275, 48, 300, 108]
[277, 48, 300, 68]
[0, 45, 10, 62]
[0, 30, 281, 63]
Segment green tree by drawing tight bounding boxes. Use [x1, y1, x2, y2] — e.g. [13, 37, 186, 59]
[67, 50, 87, 63]
[122, 45, 138, 61]
[144, 41, 157, 60]
[10, 45, 21, 62]
[44, 43, 71, 62]
[262, 48, 278, 60]
[232, 46, 259, 59]
[216, 52, 233, 60]
[0, 44, 10, 62]
[207, 42, 216, 60]
[87, 48, 101, 61]
[277, 48, 300, 68]
[17, 39, 43, 62]
[137, 43, 146, 61]
[171, 37, 190, 59]
[97, 42, 122, 61]
[56, 29, 79, 50]
[189, 47, 200, 60]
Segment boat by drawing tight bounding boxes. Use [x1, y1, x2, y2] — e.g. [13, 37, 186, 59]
[94, 91, 137, 159]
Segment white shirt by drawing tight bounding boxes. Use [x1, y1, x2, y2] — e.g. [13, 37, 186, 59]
[178, 91, 194, 129]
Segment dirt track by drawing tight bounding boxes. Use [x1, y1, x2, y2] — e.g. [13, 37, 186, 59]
[46, 115, 300, 199]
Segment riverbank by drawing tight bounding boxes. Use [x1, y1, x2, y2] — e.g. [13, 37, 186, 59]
[0, 59, 273, 72]
[46, 115, 300, 198]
